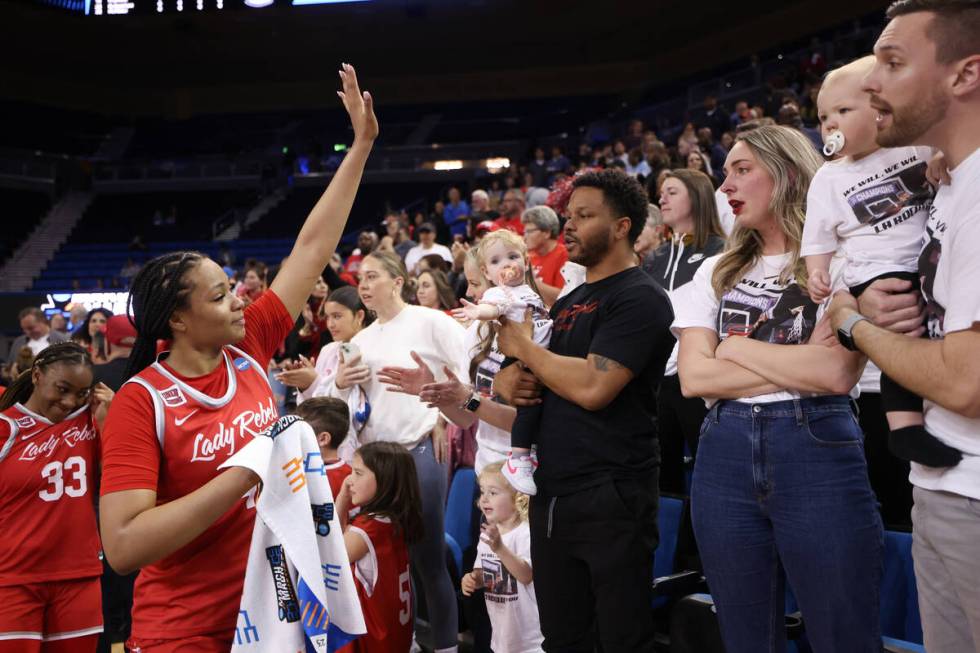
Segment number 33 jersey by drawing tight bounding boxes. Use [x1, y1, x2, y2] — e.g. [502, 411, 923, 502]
[0, 403, 101, 586]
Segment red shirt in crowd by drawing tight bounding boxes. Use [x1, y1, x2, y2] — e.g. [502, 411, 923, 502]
[491, 215, 525, 235]
[99, 291, 293, 641]
[325, 458, 351, 500]
[0, 403, 102, 586]
[529, 241, 568, 290]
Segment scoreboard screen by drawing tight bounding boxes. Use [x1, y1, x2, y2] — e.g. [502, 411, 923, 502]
[80, 0, 371, 15]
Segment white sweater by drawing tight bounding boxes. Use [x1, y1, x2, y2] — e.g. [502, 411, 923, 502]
[326, 305, 467, 448]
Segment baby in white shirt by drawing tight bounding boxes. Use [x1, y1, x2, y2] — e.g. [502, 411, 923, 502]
[455, 229, 552, 495]
[802, 55, 937, 464]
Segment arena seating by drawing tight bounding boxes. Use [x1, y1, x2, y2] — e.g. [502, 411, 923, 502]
[444, 467, 479, 582]
[33, 239, 293, 292]
[0, 188, 51, 262]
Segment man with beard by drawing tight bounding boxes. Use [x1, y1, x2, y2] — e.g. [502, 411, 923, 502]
[494, 169, 674, 652]
[828, 1, 980, 650]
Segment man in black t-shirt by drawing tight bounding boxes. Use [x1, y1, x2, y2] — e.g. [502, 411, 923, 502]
[497, 169, 674, 653]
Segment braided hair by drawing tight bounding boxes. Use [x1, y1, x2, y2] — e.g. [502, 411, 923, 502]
[0, 342, 93, 411]
[125, 251, 207, 379]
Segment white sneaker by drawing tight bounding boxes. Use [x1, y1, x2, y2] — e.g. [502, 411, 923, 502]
[502, 453, 538, 495]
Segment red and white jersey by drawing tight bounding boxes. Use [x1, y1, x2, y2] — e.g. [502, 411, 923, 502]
[125, 345, 277, 639]
[0, 403, 101, 586]
[100, 290, 293, 640]
[347, 515, 413, 653]
[324, 459, 351, 501]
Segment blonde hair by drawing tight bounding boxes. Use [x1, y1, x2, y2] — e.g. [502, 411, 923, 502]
[479, 461, 529, 522]
[711, 126, 823, 297]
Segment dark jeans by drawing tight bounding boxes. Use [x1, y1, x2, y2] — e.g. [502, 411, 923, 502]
[692, 397, 883, 653]
[657, 373, 708, 494]
[530, 475, 659, 653]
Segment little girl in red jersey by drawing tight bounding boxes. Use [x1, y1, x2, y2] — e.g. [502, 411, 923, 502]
[0, 342, 113, 653]
[336, 442, 424, 653]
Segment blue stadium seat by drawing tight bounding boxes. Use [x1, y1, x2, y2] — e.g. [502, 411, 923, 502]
[444, 467, 478, 580]
[652, 495, 704, 610]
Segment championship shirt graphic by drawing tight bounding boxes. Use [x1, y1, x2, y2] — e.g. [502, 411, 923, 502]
[918, 205, 946, 340]
[843, 158, 931, 229]
[481, 556, 519, 604]
[718, 281, 818, 344]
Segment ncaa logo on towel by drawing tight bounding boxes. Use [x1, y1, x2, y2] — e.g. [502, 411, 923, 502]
[233, 357, 251, 372]
[160, 385, 187, 407]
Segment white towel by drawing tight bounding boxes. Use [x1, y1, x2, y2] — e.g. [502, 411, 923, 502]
[220, 415, 366, 652]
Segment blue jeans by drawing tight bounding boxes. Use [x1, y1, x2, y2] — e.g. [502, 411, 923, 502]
[692, 396, 883, 653]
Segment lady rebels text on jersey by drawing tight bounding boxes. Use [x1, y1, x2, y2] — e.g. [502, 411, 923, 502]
[99, 291, 293, 641]
[0, 403, 101, 586]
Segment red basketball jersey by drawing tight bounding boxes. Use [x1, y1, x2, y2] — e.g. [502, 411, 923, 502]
[0, 403, 101, 586]
[347, 515, 413, 653]
[122, 345, 278, 639]
[324, 459, 351, 501]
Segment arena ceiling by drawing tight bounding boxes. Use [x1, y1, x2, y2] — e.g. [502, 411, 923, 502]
[1, 0, 889, 116]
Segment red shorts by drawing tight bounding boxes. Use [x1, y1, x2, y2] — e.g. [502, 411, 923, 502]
[0, 577, 102, 644]
[125, 635, 231, 653]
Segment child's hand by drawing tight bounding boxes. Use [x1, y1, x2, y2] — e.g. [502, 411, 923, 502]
[808, 269, 832, 303]
[481, 523, 503, 553]
[461, 569, 482, 596]
[926, 151, 950, 188]
[452, 298, 484, 322]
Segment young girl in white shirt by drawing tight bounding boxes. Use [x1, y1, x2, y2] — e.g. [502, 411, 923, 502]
[454, 230, 553, 495]
[461, 461, 544, 653]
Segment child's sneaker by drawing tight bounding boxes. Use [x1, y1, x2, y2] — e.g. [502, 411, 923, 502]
[503, 452, 538, 495]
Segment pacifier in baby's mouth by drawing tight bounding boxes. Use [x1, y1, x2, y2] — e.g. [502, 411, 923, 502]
[823, 130, 846, 158]
[500, 265, 521, 284]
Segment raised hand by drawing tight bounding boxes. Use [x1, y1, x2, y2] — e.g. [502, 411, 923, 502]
[420, 366, 472, 408]
[377, 351, 436, 396]
[90, 382, 115, 429]
[337, 63, 379, 143]
[276, 365, 319, 391]
[481, 522, 503, 553]
[452, 298, 484, 322]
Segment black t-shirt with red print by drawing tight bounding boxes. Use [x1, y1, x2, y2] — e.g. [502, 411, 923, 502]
[536, 266, 674, 496]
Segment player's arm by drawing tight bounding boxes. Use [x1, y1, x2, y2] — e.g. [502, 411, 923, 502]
[100, 468, 259, 575]
[270, 64, 377, 319]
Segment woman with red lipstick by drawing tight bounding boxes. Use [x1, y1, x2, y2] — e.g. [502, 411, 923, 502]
[641, 168, 726, 494]
[96, 64, 378, 653]
[672, 125, 883, 653]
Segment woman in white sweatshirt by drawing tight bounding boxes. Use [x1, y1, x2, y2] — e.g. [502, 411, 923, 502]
[329, 250, 467, 653]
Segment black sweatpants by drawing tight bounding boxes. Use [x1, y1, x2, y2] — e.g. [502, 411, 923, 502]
[530, 474, 659, 653]
[657, 374, 708, 495]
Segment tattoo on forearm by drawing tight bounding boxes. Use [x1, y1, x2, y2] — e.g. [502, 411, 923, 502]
[591, 355, 625, 372]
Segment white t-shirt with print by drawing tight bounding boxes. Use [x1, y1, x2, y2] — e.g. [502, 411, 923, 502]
[802, 146, 933, 288]
[462, 321, 510, 474]
[910, 147, 980, 500]
[475, 521, 544, 653]
[670, 252, 828, 406]
[481, 283, 552, 347]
